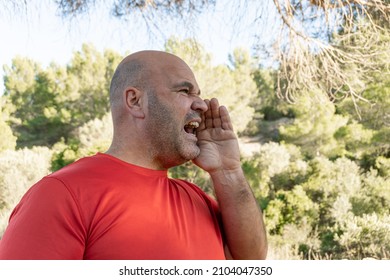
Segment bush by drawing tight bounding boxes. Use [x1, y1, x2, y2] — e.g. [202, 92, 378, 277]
[351, 168, 390, 216]
[241, 142, 295, 207]
[264, 185, 319, 234]
[0, 116, 16, 152]
[303, 157, 361, 205]
[51, 113, 112, 171]
[266, 222, 321, 260]
[0, 147, 52, 236]
[336, 213, 390, 259]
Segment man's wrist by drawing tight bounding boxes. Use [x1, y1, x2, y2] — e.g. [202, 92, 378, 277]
[209, 166, 243, 178]
[209, 167, 248, 189]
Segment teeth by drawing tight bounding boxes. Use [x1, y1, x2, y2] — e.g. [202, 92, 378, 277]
[184, 121, 199, 135]
[188, 121, 199, 128]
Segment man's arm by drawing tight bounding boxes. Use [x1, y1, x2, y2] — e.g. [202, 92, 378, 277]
[193, 98, 267, 259]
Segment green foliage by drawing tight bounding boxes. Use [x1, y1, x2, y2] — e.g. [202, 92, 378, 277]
[73, 112, 113, 150]
[51, 0, 216, 19]
[336, 213, 390, 259]
[253, 142, 291, 179]
[243, 126, 388, 259]
[334, 39, 390, 167]
[50, 140, 80, 172]
[51, 113, 113, 171]
[243, 69, 288, 137]
[1, 39, 389, 259]
[0, 147, 52, 235]
[3, 44, 122, 147]
[241, 142, 294, 207]
[3, 57, 71, 146]
[334, 120, 374, 159]
[265, 185, 319, 234]
[351, 168, 390, 216]
[374, 156, 390, 178]
[169, 162, 213, 195]
[65, 45, 121, 123]
[304, 157, 362, 202]
[267, 222, 322, 260]
[301, 157, 362, 243]
[279, 92, 348, 158]
[0, 111, 16, 152]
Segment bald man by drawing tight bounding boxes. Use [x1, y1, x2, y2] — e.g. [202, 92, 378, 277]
[0, 51, 267, 260]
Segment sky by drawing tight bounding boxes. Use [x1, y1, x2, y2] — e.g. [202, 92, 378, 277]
[0, 0, 272, 94]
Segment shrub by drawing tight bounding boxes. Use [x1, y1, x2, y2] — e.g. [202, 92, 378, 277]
[351, 168, 390, 216]
[51, 113, 112, 171]
[336, 213, 390, 259]
[264, 185, 319, 234]
[0, 147, 52, 236]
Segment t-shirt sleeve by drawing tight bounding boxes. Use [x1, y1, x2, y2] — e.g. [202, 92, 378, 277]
[0, 177, 86, 259]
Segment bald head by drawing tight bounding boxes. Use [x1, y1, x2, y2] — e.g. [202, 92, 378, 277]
[109, 50, 189, 107]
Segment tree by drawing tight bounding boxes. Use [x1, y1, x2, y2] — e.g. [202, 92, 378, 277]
[51, 113, 113, 171]
[0, 97, 16, 152]
[2, 44, 122, 147]
[279, 91, 349, 158]
[56, 0, 215, 19]
[4, 0, 389, 108]
[65, 44, 122, 124]
[264, 0, 390, 109]
[56, 1, 390, 106]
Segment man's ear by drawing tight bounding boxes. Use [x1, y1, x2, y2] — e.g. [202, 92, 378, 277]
[124, 87, 145, 118]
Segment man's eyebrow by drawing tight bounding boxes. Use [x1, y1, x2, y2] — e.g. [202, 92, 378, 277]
[174, 81, 201, 95]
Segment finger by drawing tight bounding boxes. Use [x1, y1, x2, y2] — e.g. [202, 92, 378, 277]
[198, 111, 206, 130]
[210, 98, 222, 128]
[198, 99, 208, 130]
[219, 105, 233, 130]
[203, 99, 213, 129]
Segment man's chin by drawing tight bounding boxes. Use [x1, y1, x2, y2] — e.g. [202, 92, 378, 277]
[182, 146, 200, 161]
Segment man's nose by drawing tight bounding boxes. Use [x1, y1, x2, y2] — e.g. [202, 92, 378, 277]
[191, 96, 208, 112]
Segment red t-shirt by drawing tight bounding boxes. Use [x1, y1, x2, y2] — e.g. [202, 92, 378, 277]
[0, 153, 226, 259]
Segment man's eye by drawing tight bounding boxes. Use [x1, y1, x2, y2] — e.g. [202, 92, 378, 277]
[180, 89, 189, 94]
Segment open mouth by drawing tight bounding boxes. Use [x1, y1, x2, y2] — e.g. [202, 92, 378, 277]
[184, 121, 199, 135]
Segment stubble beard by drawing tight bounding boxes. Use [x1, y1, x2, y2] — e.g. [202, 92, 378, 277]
[147, 92, 200, 168]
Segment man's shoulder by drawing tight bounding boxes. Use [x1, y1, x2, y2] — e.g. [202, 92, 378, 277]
[45, 153, 122, 188]
[49, 153, 106, 178]
[170, 178, 217, 203]
[169, 178, 202, 192]
[33, 153, 120, 201]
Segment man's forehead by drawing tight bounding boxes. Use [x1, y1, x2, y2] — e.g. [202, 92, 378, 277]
[136, 52, 193, 76]
[129, 50, 185, 65]
[157, 57, 198, 82]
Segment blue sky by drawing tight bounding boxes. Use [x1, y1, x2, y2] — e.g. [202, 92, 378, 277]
[0, 0, 276, 94]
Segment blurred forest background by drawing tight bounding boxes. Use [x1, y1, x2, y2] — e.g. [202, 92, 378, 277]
[0, 0, 389, 259]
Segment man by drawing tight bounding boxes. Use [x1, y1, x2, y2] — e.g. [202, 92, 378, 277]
[0, 51, 267, 259]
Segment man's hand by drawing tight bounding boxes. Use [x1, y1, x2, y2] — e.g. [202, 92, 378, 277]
[193, 98, 268, 260]
[193, 98, 241, 173]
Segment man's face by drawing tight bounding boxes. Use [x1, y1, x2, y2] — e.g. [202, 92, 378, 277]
[144, 58, 207, 169]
